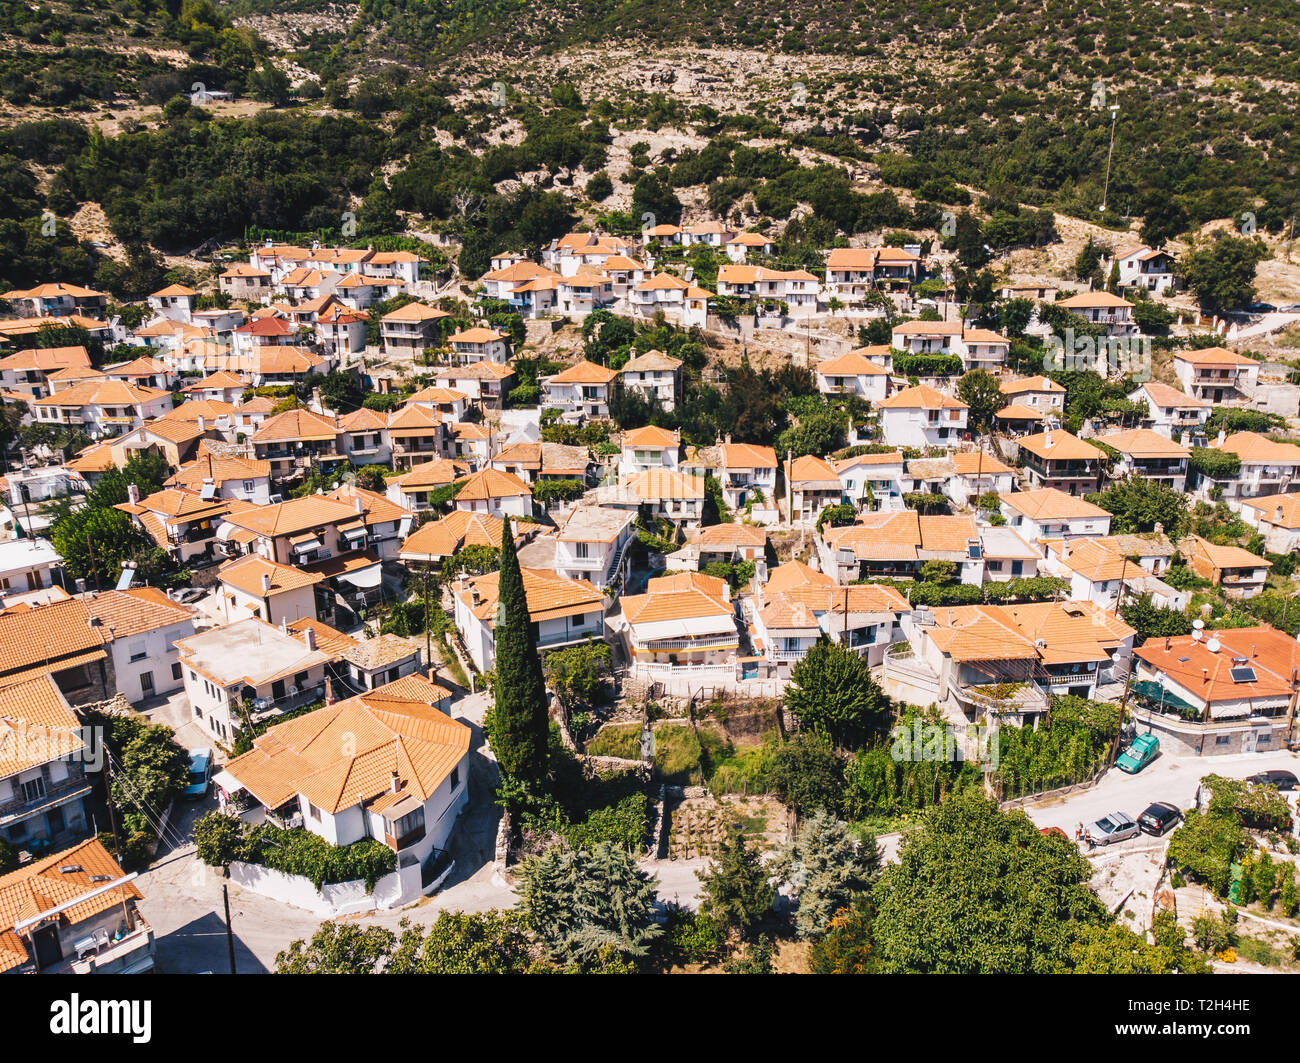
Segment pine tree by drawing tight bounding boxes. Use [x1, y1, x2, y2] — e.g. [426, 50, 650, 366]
[697, 827, 775, 937]
[519, 843, 661, 966]
[773, 810, 882, 939]
[786, 637, 891, 748]
[491, 517, 549, 782]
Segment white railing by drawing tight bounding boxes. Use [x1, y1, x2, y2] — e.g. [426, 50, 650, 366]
[634, 634, 737, 652]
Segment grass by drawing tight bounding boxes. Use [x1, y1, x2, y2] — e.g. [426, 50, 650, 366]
[1234, 935, 1294, 969]
[707, 741, 773, 796]
[436, 639, 469, 689]
[585, 722, 641, 759]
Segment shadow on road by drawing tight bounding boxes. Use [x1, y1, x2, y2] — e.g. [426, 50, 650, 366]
[155, 912, 268, 975]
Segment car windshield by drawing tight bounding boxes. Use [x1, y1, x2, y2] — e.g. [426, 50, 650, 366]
[188, 770, 205, 784]
[1095, 817, 1116, 832]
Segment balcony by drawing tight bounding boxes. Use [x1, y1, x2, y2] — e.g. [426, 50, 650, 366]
[634, 633, 738, 652]
[953, 682, 1049, 717]
[0, 775, 92, 824]
[385, 823, 426, 852]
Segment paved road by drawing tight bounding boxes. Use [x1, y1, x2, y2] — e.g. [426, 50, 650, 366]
[1020, 749, 1300, 840]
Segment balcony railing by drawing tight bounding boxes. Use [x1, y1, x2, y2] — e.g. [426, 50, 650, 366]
[0, 775, 90, 822]
[634, 633, 738, 652]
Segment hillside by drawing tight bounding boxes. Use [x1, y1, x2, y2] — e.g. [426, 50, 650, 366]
[0, 0, 1296, 304]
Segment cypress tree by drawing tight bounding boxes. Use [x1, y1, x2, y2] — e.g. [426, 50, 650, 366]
[491, 517, 549, 781]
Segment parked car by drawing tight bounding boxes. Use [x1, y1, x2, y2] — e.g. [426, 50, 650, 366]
[184, 748, 213, 800]
[1247, 302, 1277, 314]
[1280, 303, 1300, 313]
[1247, 770, 1298, 792]
[1138, 802, 1183, 836]
[1117, 733, 1160, 774]
[1087, 812, 1140, 846]
[170, 587, 206, 605]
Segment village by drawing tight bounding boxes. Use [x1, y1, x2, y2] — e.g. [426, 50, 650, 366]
[2, 216, 1299, 977]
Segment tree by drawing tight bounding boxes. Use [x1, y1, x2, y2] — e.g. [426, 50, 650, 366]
[543, 641, 611, 711]
[697, 827, 774, 937]
[248, 61, 292, 107]
[491, 517, 549, 783]
[1120, 593, 1194, 645]
[1067, 913, 1209, 973]
[1180, 234, 1269, 313]
[773, 810, 881, 939]
[871, 793, 1116, 973]
[0, 836, 18, 875]
[194, 812, 246, 871]
[631, 171, 683, 226]
[276, 922, 397, 974]
[767, 732, 845, 819]
[317, 370, 364, 413]
[808, 896, 876, 973]
[519, 843, 661, 966]
[354, 465, 389, 492]
[957, 370, 1005, 431]
[387, 911, 534, 974]
[1085, 477, 1187, 536]
[786, 637, 891, 748]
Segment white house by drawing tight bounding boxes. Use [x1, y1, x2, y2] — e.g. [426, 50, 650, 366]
[1172, 348, 1259, 404]
[219, 674, 469, 882]
[619, 425, 680, 478]
[1128, 381, 1212, 440]
[998, 487, 1113, 542]
[86, 587, 197, 704]
[877, 385, 969, 448]
[175, 617, 333, 743]
[815, 347, 891, 402]
[620, 349, 682, 411]
[1113, 246, 1178, 294]
[452, 568, 605, 673]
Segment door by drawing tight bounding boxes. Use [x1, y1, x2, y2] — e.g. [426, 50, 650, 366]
[32, 925, 62, 969]
[46, 807, 64, 837]
[140, 671, 153, 696]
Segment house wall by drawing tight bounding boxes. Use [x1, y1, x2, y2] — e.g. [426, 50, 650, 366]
[112, 619, 196, 703]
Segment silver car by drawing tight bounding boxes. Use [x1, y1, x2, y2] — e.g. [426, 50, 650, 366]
[1087, 812, 1140, 846]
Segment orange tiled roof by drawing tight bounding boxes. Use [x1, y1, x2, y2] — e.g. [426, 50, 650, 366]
[0, 838, 140, 973]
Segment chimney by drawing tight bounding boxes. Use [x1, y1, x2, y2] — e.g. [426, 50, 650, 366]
[1043, 426, 1052, 447]
[1217, 428, 1226, 446]
[1202, 668, 1209, 683]
[127, 483, 140, 505]
[1164, 636, 1170, 651]
[303, 626, 316, 652]
[261, 572, 272, 593]
[280, 616, 288, 634]
[1154, 522, 1163, 536]
[1277, 506, 1285, 523]
[354, 495, 365, 514]
[725, 433, 732, 445]
[197, 415, 206, 432]
[324, 674, 334, 705]
[389, 770, 400, 794]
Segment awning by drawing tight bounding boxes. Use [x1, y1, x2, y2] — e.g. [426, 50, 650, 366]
[212, 770, 244, 793]
[1130, 679, 1200, 715]
[338, 564, 382, 589]
[1209, 703, 1252, 720]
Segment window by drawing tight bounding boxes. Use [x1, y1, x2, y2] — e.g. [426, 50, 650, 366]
[450, 766, 460, 789]
[307, 802, 321, 821]
[575, 542, 590, 559]
[22, 777, 45, 803]
[172, 663, 182, 681]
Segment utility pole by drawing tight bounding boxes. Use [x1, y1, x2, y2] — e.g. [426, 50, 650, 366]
[423, 565, 433, 674]
[223, 884, 237, 975]
[85, 533, 98, 592]
[1100, 104, 1120, 214]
